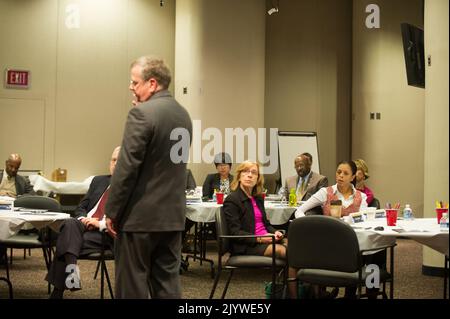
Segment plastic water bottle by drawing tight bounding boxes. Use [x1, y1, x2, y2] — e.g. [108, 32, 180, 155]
[440, 213, 449, 232]
[403, 204, 413, 220]
[288, 188, 297, 207]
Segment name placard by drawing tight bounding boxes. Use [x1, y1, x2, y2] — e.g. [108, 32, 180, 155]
[375, 210, 385, 218]
[350, 213, 364, 223]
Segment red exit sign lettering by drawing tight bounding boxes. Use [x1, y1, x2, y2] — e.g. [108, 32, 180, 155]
[5, 69, 30, 89]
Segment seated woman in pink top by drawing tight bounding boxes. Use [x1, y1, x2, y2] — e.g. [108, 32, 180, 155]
[222, 161, 286, 259]
[354, 159, 374, 206]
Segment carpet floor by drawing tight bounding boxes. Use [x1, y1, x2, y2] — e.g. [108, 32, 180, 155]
[0, 238, 446, 299]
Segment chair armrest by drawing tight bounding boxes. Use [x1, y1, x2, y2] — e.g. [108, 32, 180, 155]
[219, 234, 275, 239]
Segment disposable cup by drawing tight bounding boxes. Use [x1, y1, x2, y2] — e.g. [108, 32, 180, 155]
[330, 205, 342, 218]
[366, 210, 376, 221]
[385, 209, 398, 226]
[436, 208, 448, 223]
[216, 192, 224, 204]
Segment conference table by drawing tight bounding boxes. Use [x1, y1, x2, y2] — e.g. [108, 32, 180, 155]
[185, 201, 449, 281]
[350, 217, 448, 256]
[0, 209, 71, 298]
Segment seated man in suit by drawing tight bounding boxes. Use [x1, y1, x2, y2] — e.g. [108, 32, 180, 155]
[45, 146, 120, 299]
[0, 153, 34, 198]
[0, 153, 35, 265]
[284, 152, 328, 215]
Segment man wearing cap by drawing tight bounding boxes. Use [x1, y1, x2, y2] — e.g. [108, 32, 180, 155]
[202, 152, 233, 200]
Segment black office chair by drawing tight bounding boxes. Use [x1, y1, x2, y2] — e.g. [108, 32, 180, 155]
[209, 208, 286, 299]
[370, 197, 381, 209]
[287, 215, 395, 299]
[78, 230, 114, 299]
[0, 195, 62, 282]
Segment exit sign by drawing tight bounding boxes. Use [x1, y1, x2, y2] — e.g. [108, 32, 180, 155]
[5, 69, 30, 89]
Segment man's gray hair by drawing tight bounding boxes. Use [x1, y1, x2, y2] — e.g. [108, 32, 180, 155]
[131, 56, 171, 89]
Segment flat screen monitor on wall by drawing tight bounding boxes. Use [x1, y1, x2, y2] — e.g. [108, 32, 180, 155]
[401, 23, 425, 88]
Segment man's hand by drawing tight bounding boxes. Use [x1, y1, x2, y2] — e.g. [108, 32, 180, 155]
[106, 217, 117, 238]
[86, 218, 100, 230]
[80, 217, 100, 230]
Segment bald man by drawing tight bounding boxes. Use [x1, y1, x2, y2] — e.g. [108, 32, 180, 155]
[0, 154, 35, 265]
[284, 152, 328, 215]
[46, 146, 120, 298]
[0, 153, 34, 198]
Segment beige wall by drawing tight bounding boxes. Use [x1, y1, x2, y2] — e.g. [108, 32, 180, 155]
[264, 0, 353, 182]
[352, 0, 425, 214]
[175, 0, 266, 186]
[0, 0, 58, 171]
[0, 0, 175, 180]
[422, 0, 449, 268]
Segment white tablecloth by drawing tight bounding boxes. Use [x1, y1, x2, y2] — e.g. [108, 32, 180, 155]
[185, 201, 296, 225]
[29, 175, 93, 194]
[0, 211, 71, 240]
[350, 218, 449, 255]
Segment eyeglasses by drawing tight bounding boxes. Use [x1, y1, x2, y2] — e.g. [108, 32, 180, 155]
[241, 169, 259, 176]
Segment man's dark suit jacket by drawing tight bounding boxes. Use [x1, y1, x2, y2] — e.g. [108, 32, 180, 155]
[202, 173, 233, 199]
[106, 90, 193, 232]
[73, 175, 110, 219]
[222, 187, 277, 255]
[0, 171, 35, 196]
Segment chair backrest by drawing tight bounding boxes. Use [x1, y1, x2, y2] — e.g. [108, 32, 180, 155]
[14, 195, 62, 212]
[288, 215, 360, 273]
[215, 208, 231, 255]
[370, 197, 381, 209]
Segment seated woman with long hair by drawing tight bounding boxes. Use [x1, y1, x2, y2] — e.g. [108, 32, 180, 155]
[222, 160, 286, 259]
[294, 160, 368, 218]
[289, 160, 368, 298]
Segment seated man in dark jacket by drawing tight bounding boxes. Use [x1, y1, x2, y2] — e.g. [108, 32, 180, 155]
[0, 153, 35, 264]
[0, 153, 35, 198]
[45, 146, 120, 298]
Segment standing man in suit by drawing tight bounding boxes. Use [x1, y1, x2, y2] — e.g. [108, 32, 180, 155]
[105, 56, 192, 299]
[45, 146, 120, 299]
[284, 152, 328, 215]
[0, 153, 34, 197]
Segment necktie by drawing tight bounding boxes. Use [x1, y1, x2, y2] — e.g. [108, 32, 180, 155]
[297, 178, 306, 200]
[92, 188, 109, 220]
